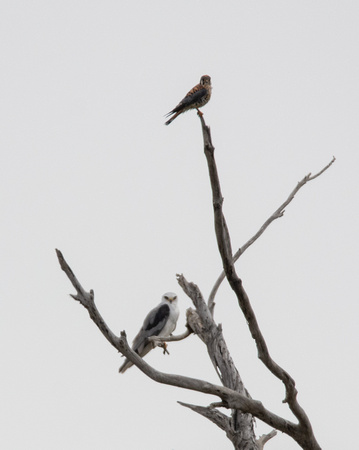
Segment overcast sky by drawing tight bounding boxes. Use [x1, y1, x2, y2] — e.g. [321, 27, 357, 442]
[1, 1, 358, 449]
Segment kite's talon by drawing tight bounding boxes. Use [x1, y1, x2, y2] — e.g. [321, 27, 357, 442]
[118, 292, 178, 373]
[160, 342, 170, 355]
[196, 108, 203, 117]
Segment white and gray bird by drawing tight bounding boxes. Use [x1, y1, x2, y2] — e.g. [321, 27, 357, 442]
[119, 292, 180, 373]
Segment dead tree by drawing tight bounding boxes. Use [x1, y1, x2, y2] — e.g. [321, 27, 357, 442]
[56, 114, 334, 449]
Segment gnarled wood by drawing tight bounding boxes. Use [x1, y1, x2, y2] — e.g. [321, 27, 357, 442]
[198, 113, 323, 449]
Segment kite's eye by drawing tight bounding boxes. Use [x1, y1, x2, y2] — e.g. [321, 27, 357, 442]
[164, 295, 168, 300]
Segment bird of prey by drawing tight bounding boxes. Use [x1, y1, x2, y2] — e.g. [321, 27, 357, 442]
[164, 75, 212, 125]
[119, 292, 180, 373]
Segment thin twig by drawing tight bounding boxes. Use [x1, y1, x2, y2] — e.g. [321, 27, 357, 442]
[178, 401, 233, 438]
[256, 430, 277, 449]
[147, 327, 192, 345]
[208, 156, 336, 310]
[56, 249, 119, 348]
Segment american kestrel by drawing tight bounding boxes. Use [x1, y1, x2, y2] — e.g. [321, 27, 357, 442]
[165, 75, 212, 125]
[119, 292, 180, 373]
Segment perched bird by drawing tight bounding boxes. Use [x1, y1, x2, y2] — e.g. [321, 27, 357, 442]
[119, 292, 180, 373]
[165, 75, 212, 125]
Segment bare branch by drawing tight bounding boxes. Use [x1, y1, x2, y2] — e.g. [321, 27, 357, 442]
[198, 116, 322, 450]
[56, 249, 304, 444]
[56, 249, 120, 349]
[147, 327, 192, 345]
[178, 401, 234, 442]
[256, 430, 277, 449]
[208, 156, 336, 308]
[307, 156, 336, 181]
[178, 401, 231, 431]
[56, 248, 93, 305]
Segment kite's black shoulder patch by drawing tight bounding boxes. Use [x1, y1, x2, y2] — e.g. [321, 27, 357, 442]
[145, 303, 170, 331]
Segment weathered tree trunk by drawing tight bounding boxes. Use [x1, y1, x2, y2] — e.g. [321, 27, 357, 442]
[183, 291, 257, 449]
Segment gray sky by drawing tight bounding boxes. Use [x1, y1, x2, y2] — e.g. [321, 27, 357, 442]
[1, 1, 358, 449]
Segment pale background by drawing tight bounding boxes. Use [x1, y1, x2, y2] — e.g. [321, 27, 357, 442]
[1, 1, 358, 449]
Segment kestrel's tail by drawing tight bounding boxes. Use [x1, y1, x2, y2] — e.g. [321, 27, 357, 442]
[164, 110, 181, 125]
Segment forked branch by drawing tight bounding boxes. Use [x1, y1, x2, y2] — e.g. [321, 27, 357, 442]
[256, 430, 278, 449]
[208, 156, 335, 308]
[198, 114, 323, 450]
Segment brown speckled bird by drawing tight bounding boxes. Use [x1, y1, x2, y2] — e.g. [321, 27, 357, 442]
[165, 75, 212, 125]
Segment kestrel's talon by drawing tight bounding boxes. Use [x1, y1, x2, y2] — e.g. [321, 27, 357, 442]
[165, 75, 212, 125]
[196, 109, 203, 117]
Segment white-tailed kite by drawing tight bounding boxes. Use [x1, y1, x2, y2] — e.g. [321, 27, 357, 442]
[119, 292, 179, 373]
